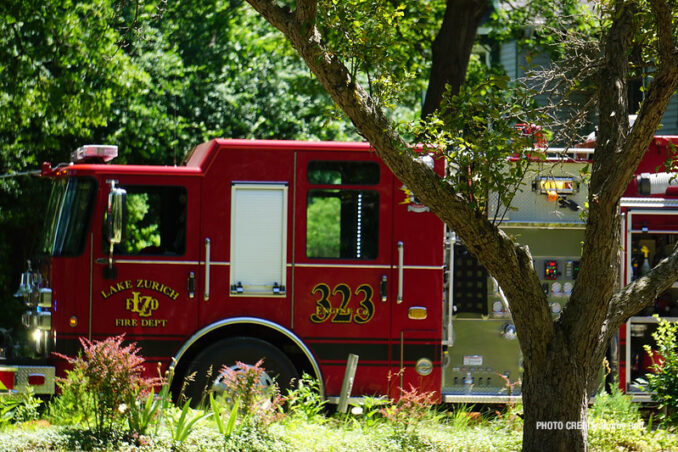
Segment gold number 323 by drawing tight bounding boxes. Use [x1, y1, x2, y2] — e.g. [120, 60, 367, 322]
[310, 283, 375, 324]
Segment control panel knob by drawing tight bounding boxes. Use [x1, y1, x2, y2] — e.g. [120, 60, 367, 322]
[502, 323, 517, 340]
[551, 282, 562, 295]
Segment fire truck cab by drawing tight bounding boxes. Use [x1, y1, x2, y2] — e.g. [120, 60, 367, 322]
[9, 140, 447, 401]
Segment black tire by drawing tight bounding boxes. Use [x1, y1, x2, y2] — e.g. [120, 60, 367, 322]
[182, 337, 298, 406]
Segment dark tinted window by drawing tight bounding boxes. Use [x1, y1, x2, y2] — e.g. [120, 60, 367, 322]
[307, 161, 380, 185]
[110, 186, 186, 255]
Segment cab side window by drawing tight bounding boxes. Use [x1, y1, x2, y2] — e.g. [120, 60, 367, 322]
[306, 161, 379, 260]
[107, 185, 187, 255]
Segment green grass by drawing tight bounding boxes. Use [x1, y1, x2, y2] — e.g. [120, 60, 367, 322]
[2, 366, 676, 451]
[0, 403, 676, 452]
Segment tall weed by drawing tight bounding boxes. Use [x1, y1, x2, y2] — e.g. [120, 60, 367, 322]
[285, 373, 326, 422]
[166, 399, 212, 449]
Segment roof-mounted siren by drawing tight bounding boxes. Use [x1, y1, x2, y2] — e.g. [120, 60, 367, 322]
[71, 145, 118, 164]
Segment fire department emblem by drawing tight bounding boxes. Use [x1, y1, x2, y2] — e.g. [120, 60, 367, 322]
[399, 185, 430, 213]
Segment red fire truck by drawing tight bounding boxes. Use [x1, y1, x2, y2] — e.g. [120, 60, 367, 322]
[1, 137, 676, 403]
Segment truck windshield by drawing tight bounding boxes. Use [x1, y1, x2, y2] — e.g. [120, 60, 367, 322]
[42, 177, 97, 256]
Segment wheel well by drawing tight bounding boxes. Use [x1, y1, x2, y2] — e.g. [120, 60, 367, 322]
[171, 322, 318, 396]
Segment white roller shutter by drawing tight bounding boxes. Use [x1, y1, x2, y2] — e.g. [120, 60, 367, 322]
[230, 184, 287, 295]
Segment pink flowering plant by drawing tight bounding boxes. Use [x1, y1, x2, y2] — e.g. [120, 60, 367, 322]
[53, 335, 161, 436]
[217, 359, 284, 426]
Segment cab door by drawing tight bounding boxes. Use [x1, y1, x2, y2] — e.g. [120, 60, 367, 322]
[91, 177, 200, 363]
[292, 151, 394, 396]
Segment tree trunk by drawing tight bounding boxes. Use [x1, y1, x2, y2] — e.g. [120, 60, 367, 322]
[421, 0, 490, 117]
[522, 358, 590, 452]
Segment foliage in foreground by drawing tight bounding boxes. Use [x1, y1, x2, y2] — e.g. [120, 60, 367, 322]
[51, 335, 161, 436]
[643, 316, 678, 426]
[2, 393, 678, 451]
[1, 334, 677, 451]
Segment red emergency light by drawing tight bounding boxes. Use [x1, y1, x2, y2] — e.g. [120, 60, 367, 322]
[71, 145, 118, 164]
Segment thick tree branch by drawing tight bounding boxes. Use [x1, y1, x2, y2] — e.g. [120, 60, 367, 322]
[593, 0, 678, 208]
[421, 0, 489, 116]
[564, 0, 678, 359]
[609, 245, 678, 328]
[650, 0, 677, 64]
[245, 0, 555, 363]
[295, 0, 317, 27]
[564, 1, 634, 347]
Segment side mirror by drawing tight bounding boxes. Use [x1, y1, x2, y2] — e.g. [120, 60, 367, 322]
[106, 181, 126, 278]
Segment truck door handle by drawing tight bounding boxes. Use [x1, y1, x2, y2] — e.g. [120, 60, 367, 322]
[188, 272, 195, 299]
[397, 241, 404, 304]
[380, 275, 388, 302]
[204, 238, 211, 301]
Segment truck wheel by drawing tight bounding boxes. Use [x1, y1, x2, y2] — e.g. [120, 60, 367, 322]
[182, 337, 298, 406]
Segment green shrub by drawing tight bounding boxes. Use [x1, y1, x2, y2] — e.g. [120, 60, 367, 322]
[643, 316, 678, 426]
[216, 359, 284, 427]
[0, 388, 42, 428]
[589, 380, 640, 423]
[46, 362, 94, 427]
[285, 374, 326, 422]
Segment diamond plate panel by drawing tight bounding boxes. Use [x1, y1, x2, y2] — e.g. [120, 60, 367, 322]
[15, 366, 55, 395]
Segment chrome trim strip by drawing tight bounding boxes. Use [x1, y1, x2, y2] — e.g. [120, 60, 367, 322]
[621, 197, 678, 209]
[172, 317, 324, 399]
[294, 263, 391, 269]
[403, 265, 444, 270]
[291, 151, 297, 329]
[112, 260, 441, 271]
[113, 259, 203, 265]
[500, 223, 585, 229]
[442, 394, 522, 404]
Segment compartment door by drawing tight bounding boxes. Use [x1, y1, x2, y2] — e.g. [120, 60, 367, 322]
[292, 152, 394, 397]
[229, 184, 288, 295]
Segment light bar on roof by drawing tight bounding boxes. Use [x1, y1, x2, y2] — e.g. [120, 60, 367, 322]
[71, 145, 118, 163]
[535, 176, 577, 194]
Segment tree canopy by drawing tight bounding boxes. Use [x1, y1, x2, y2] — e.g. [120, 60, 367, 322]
[0, 0, 358, 331]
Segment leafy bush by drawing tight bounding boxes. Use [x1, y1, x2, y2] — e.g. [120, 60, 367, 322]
[379, 384, 436, 430]
[216, 359, 284, 427]
[643, 316, 678, 426]
[0, 388, 42, 428]
[589, 380, 640, 423]
[378, 384, 438, 448]
[285, 374, 326, 422]
[52, 335, 160, 436]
